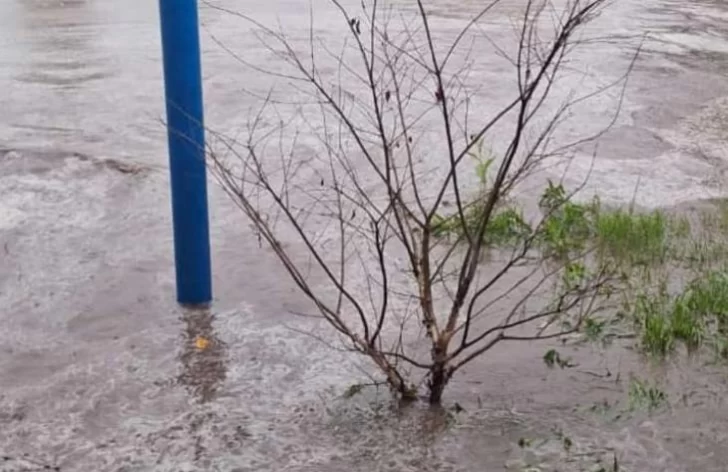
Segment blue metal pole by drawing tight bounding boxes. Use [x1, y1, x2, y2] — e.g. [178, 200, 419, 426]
[159, 0, 212, 305]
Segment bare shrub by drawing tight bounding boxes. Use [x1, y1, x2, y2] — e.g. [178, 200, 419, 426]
[205, 0, 636, 404]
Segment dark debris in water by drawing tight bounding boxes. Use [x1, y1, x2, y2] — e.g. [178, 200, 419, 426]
[1, 454, 61, 471]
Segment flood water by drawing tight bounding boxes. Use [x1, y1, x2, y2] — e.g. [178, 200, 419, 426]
[1, 0, 728, 471]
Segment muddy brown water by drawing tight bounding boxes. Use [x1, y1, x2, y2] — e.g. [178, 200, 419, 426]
[1, 0, 728, 471]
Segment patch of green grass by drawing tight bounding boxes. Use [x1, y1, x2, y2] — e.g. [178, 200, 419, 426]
[669, 298, 703, 352]
[628, 378, 667, 412]
[594, 208, 669, 266]
[680, 238, 714, 267]
[682, 271, 728, 358]
[685, 271, 728, 327]
[536, 181, 676, 267]
[433, 163, 728, 368]
[669, 214, 692, 239]
[630, 270, 728, 357]
[432, 179, 697, 272]
[633, 286, 704, 357]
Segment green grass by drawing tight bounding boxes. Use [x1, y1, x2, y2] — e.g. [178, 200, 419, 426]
[685, 272, 728, 331]
[594, 209, 669, 266]
[635, 289, 678, 357]
[630, 270, 728, 358]
[432, 180, 675, 267]
[431, 163, 728, 364]
[628, 378, 667, 412]
[669, 298, 704, 352]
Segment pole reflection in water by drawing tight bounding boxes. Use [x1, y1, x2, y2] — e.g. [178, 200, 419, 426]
[177, 307, 227, 403]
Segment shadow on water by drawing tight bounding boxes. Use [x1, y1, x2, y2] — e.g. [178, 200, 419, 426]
[177, 307, 228, 403]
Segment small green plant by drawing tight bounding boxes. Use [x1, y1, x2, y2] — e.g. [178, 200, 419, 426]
[539, 181, 597, 259]
[431, 212, 461, 238]
[433, 141, 533, 247]
[562, 261, 587, 290]
[431, 205, 531, 247]
[538, 179, 570, 212]
[552, 428, 574, 453]
[468, 138, 495, 186]
[588, 399, 614, 415]
[628, 378, 667, 411]
[582, 315, 622, 347]
[543, 349, 576, 369]
[512, 429, 619, 471]
[485, 207, 532, 246]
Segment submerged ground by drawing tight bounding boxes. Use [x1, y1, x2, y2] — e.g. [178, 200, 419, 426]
[1, 0, 728, 470]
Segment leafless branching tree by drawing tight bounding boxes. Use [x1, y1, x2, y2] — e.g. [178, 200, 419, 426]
[205, 0, 635, 404]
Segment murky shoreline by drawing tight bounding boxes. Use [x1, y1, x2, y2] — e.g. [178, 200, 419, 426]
[2, 0, 728, 470]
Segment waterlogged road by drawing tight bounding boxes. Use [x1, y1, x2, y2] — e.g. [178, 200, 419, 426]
[1, 0, 728, 471]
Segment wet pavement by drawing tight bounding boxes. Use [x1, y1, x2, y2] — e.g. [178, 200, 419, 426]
[2, 0, 728, 470]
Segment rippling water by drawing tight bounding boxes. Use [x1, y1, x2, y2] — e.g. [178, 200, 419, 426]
[1, 0, 728, 470]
